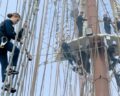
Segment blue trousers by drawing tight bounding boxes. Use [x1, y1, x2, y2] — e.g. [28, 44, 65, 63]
[81, 51, 90, 73]
[104, 25, 111, 34]
[0, 41, 20, 82]
[77, 24, 83, 37]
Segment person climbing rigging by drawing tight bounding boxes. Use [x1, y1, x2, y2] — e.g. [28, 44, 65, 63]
[103, 14, 112, 34]
[61, 41, 76, 66]
[72, 50, 90, 75]
[114, 17, 120, 32]
[107, 41, 120, 70]
[76, 11, 87, 37]
[0, 12, 27, 93]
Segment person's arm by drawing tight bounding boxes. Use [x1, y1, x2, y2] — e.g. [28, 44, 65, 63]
[17, 28, 24, 41]
[4, 20, 16, 39]
[109, 18, 113, 25]
[17, 22, 27, 41]
[83, 18, 87, 21]
[76, 16, 79, 24]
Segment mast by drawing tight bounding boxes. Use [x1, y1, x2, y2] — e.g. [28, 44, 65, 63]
[86, 0, 109, 96]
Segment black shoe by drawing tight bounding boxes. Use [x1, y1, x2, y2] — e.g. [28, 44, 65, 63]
[72, 67, 78, 72]
[7, 68, 19, 75]
[1, 84, 16, 93]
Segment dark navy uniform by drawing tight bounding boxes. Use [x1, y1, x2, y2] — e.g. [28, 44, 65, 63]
[116, 20, 120, 31]
[76, 15, 87, 37]
[103, 17, 111, 34]
[62, 42, 76, 65]
[0, 19, 23, 82]
[107, 44, 119, 70]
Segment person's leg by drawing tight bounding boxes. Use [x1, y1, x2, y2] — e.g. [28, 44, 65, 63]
[109, 27, 111, 34]
[4, 41, 20, 66]
[0, 53, 8, 83]
[78, 27, 83, 37]
[105, 26, 111, 34]
[85, 61, 90, 73]
[67, 53, 74, 65]
[110, 56, 117, 69]
[0, 42, 18, 93]
[86, 54, 90, 73]
[77, 51, 82, 66]
[71, 54, 76, 63]
[81, 52, 90, 73]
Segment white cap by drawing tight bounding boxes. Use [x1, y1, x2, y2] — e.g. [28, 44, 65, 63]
[112, 41, 117, 45]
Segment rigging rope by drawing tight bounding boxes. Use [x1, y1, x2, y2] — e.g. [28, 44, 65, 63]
[4, 0, 8, 19]
[39, 2, 55, 96]
[11, 0, 31, 96]
[29, 0, 46, 95]
[18, 0, 40, 96]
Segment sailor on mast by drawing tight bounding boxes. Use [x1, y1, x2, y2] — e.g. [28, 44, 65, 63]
[107, 41, 120, 70]
[76, 11, 87, 37]
[61, 41, 76, 66]
[103, 14, 112, 34]
[114, 17, 120, 32]
[0, 13, 27, 93]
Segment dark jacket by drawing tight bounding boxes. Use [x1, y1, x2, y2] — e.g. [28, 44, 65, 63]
[76, 15, 87, 26]
[62, 42, 76, 65]
[116, 20, 120, 31]
[103, 17, 111, 27]
[0, 19, 24, 41]
[107, 45, 116, 58]
[107, 44, 117, 65]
